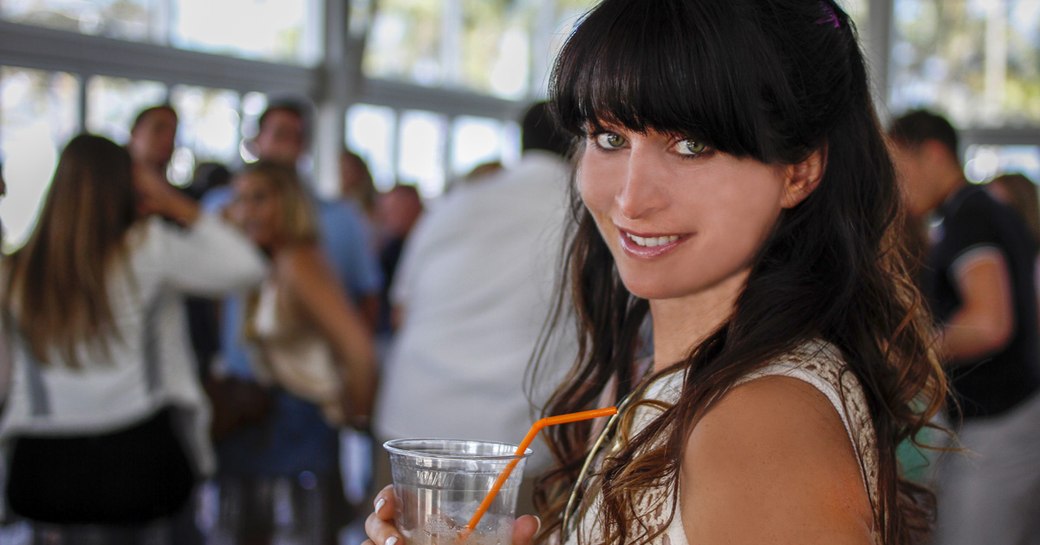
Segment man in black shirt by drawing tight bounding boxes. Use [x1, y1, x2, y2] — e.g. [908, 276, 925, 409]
[889, 109, 1040, 545]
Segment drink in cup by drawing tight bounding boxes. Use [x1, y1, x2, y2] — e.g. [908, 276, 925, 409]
[384, 438, 532, 545]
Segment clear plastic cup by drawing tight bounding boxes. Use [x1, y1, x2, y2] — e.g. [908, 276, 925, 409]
[384, 439, 532, 545]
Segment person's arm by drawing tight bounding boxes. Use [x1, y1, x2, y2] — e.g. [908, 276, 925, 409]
[680, 376, 874, 545]
[939, 248, 1015, 363]
[138, 163, 267, 295]
[146, 213, 267, 296]
[280, 246, 377, 424]
[133, 163, 200, 226]
[358, 294, 380, 332]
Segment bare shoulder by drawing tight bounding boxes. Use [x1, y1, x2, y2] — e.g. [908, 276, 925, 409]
[680, 375, 874, 545]
[274, 244, 331, 283]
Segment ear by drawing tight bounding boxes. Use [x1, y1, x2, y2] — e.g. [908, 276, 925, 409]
[781, 148, 826, 209]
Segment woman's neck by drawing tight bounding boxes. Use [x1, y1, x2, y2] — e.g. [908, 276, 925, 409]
[648, 272, 747, 372]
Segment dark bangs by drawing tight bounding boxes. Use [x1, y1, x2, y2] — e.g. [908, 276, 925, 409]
[550, 0, 787, 162]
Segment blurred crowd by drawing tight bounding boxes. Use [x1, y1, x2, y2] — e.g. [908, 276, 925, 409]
[0, 99, 1037, 545]
[0, 98, 576, 545]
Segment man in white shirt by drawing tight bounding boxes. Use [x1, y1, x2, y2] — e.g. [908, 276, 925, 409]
[373, 102, 577, 515]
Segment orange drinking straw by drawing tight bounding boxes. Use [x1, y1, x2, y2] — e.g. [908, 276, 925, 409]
[462, 407, 618, 537]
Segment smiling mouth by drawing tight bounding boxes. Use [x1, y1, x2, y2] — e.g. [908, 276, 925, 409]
[617, 229, 688, 258]
[625, 233, 680, 247]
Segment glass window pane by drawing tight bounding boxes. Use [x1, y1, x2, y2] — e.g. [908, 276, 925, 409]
[398, 110, 446, 197]
[347, 104, 396, 191]
[551, 0, 596, 67]
[965, 145, 1040, 183]
[0, 67, 80, 251]
[451, 116, 504, 178]
[541, 0, 603, 94]
[891, 0, 1040, 127]
[170, 0, 320, 65]
[239, 91, 268, 163]
[460, 0, 533, 98]
[1, 0, 154, 42]
[501, 121, 522, 166]
[839, 0, 871, 51]
[86, 76, 167, 144]
[364, 0, 444, 86]
[839, 0, 869, 27]
[169, 85, 241, 186]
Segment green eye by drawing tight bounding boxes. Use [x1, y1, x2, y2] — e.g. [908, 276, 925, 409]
[676, 139, 708, 156]
[595, 132, 626, 150]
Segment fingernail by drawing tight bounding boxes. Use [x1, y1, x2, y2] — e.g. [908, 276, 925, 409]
[374, 497, 386, 513]
[385, 537, 398, 545]
[534, 515, 542, 535]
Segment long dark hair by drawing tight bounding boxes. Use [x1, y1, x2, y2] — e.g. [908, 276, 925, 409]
[532, 1, 946, 544]
[3, 134, 138, 367]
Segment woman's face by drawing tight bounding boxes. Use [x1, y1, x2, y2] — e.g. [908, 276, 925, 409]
[230, 173, 281, 248]
[578, 125, 793, 304]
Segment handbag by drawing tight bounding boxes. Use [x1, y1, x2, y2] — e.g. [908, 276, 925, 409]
[6, 407, 195, 524]
[204, 373, 274, 441]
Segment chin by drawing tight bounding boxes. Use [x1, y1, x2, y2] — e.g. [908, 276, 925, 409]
[617, 274, 685, 301]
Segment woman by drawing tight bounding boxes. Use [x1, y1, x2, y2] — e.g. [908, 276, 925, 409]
[215, 160, 376, 545]
[0, 134, 267, 541]
[986, 173, 1040, 246]
[341, 149, 379, 220]
[365, 0, 946, 544]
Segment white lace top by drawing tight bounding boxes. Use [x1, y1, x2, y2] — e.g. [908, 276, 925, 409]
[564, 340, 880, 545]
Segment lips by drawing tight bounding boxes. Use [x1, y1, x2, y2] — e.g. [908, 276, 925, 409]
[617, 228, 688, 258]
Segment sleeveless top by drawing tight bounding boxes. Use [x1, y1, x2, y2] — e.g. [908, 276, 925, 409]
[249, 278, 344, 425]
[564, 340, 880, 545]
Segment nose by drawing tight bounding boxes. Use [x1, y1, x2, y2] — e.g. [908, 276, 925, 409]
[616, 144, 668, 220]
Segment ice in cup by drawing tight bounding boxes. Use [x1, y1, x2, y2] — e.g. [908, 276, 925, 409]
[384, 439, 532, 545]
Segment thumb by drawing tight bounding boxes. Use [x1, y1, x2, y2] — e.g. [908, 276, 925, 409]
[512, 515, 541, 545]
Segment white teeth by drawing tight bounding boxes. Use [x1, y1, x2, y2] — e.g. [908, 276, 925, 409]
[626, 233, 679, 247]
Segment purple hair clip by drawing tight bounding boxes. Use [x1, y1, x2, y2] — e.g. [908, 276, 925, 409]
[817, 1, 841, 29]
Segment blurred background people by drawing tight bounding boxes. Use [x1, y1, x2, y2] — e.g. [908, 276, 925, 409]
[211, 161, 376, 545]
[986, 173, 1040, 318]
[127, 104, 178, 180]
[888, 110, 1040, 545]
[188, 161, 233, 203]
[201, 98, 382, 544]
[205, 99, 383, 326]
[373, 183, 423, 341]
[371, 102, 576, 515]
[986, 173, 1040, 246]
[340, 149, 379, 222]
[463, 161, 504, 185]
[0, 134, 266, 544]
[127, 105, 229, 384]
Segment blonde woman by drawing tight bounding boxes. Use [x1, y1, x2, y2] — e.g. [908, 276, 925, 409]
[0, 134, 267, 541]
[216, 160, 376, 545]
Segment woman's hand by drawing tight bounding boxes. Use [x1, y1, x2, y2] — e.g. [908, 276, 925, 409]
[132, 163, 199, 225]
[362, 485, 542, 545]
[363, 486, 400, 545]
